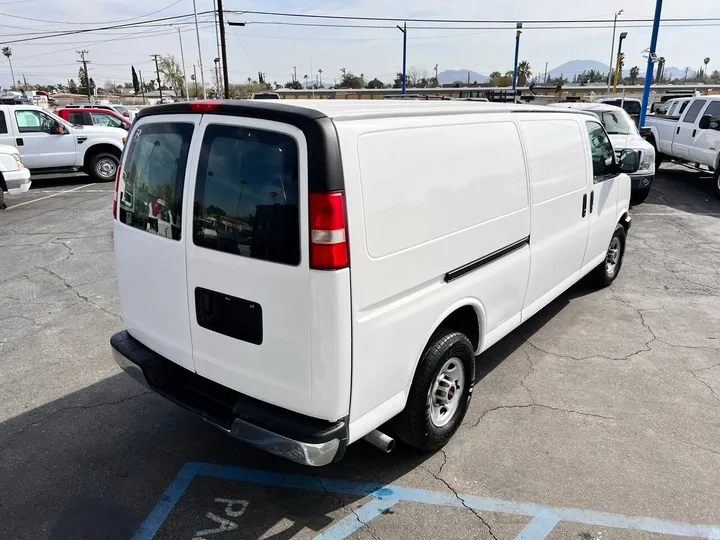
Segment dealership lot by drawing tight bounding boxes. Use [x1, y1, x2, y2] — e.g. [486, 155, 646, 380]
[1, 167, 719, 539]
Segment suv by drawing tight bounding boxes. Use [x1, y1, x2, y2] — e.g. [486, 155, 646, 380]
[0, 105, 125, 182]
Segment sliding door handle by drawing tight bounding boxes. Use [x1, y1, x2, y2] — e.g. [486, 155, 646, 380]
[582, 194, 587, 218]
[590, 191, 595, 214]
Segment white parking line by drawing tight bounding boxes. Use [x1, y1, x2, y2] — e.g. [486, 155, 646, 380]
[6, 183, 97, 210]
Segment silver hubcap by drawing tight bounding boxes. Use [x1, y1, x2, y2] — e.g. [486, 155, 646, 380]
[96, 158, 117, 179]
[428, 357, 465, 427]
[605, 236, 621, 276]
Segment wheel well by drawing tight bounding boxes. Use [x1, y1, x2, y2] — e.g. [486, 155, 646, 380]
[83, 144, 121, 170]
[0, 171, 7, 193]
[435, 305, 480, 352]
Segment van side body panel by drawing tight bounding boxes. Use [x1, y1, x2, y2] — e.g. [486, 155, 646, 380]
[337, 113, 532, 424]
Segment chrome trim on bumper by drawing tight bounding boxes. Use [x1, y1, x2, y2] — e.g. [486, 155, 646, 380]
[112, 346, 341, 467]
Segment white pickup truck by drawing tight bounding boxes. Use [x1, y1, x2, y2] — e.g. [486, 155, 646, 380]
[645, 96, 720, 198]
[0, 104, 125, 182]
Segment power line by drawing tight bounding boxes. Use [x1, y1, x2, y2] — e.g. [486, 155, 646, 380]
[231, 9, 720, 24]
[0, 0, 184, 25]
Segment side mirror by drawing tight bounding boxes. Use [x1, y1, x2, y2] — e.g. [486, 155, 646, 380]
[711, 118, 720, 131]
[698, 115, 712, 130]
[52, 123, 66, 135]
[618, 149, 640, 174]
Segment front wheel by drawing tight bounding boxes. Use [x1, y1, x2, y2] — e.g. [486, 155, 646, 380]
[714, 168, 720, 201]
[88, 153, 119, 183]
[393, 329, 476, 451]
[631, 187, 650, 206]
[590, 224, 627, 287]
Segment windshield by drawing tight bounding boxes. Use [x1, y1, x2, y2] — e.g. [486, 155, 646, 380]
[114, 105, 129, 113]
[595, 109, 638, 136]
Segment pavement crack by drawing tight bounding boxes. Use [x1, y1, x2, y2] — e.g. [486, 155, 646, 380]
[471, 403, 616, 428]
[681, 440, 720, 457]
[51, 238, 74, 262]
[315, 477, 382, 540]
[33, 265, 121, 321]
[421, 457, 498, 540]
[689, 370, 720, 406]
[0, 392, 151, 455]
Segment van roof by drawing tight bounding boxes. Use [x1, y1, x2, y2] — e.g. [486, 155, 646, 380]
[137, 99, 584, 123]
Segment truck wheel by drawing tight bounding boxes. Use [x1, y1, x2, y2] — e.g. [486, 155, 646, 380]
[714, 168, 720, 201]
[393, 329, 475, 451]
[0, 187, 4, 210]
[651, 141, 663, 170]
[590, 224, 626, 287]
[89, 153, 119, 182]
[631, 187, 650, 205]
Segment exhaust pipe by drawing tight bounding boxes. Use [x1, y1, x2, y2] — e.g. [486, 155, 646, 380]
[363, 430, 395, 453]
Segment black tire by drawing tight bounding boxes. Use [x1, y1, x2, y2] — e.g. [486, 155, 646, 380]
[0, 187, 4, 210]
[590, 224, 627, 287]
[631, 187, 650, 205]
[714, 168, 720, 201]
[393, 328, 476, 451]
[88, 152, 119, 183]
[650, 139, 663, 170]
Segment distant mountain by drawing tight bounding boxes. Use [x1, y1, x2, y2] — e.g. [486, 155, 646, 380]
[547, 60, 610, 79]
[438, 69, 488, 85]
[664, 67, 696, 80]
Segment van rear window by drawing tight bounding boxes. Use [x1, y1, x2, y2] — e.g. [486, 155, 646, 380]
[117, 123, 194, 239]
[193, 124, 300, 266]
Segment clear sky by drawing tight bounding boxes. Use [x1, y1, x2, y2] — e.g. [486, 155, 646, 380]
[0, 0, 718, 89]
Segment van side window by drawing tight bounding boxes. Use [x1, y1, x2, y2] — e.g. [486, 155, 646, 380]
[0, 111, 7, 134]
[682, 100, 707, 123]
[193, 124, 300, 266]
[678, 101, 689, 115]
[117, 123, 194, 240]
[585, 121, 616, 180]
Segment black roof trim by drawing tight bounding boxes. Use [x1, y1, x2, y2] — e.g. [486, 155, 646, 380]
[136, 101, 344, 193]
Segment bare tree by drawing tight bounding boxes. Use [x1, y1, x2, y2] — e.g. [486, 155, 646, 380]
[406, 66, 429, 87]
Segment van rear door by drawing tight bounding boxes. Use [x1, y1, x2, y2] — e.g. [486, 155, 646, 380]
[184, 114, 319, 417]
[115, 115, 199, 372]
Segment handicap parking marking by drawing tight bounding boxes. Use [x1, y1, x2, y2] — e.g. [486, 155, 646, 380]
[136, 463, 720, 540]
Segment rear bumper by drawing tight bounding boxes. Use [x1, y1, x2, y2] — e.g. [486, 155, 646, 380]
[111, 331, 347, 466]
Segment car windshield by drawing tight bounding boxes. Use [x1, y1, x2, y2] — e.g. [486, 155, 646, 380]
[596, 109, 638, 136]
[114, 105, 128, 113]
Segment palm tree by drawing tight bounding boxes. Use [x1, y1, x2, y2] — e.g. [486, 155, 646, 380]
[303, 74, 309, 88]
[2, 47, 15, 91]
[629, 66, 640, 85]
[516, 60, 532, 86]
[703, 57, 711, 81]
[318, 68, 323, 87]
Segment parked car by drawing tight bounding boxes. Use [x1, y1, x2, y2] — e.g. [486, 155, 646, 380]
[0, 143, 30, 208]
[64, 103, 137, 121]
[250, 92, 280, 99]
[57, 107, 131, 130]
[111, 100, 638, 466]
[549, 102, 655, 204]
[644, 96, 720, 199]
[0, 104, 126, 182]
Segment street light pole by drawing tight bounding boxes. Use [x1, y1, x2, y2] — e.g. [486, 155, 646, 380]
[434, 63, 438, 86]
[639, 0, 663, 127]
[607, 9, 623, 92]
[212, 0, 223, 97]
[192, 0, 206, 98]
[512, 23, 522, 98]
[397, 23, 407, 95]
[613, 32, 628, 93]
[216, 0, 230, 99]
[172, 25, 189, 101]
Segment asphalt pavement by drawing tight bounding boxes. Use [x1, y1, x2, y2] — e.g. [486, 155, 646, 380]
[1, 168, 719, 540]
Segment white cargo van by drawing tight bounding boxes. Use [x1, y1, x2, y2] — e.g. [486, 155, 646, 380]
[111, 100, 638, 466]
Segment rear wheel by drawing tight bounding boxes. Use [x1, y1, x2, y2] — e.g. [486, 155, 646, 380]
[714, 168, 720, 201]
[88, 153, 119, 182]
[393, 329, 475, 451]
[590, 224, 626, 287]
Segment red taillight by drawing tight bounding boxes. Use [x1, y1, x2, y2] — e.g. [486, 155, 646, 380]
[309, 191, 349, 270]
[188, 100, 221, 112]
[112, 166, 121, 219]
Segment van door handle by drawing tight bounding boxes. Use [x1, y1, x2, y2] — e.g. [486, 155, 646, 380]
[676, 127, 680, 135]
[15, 138, 23, 146]
[692, 129, 697, 137]
[590, 191, 595, 214]
[582, 194, 587, 218]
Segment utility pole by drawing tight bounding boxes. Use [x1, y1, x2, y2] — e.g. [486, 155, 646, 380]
[512, 23, 522, 97]
[138, 70, 147, 104]
[639, 0, 663, 127]
[172, 25, 189, 101]
[434, 64, 438, 86]
[397, 23, 407, 95]
[684, 67, 689, 82]
[192, 0, 206, 99]
[22, 73, 27, 92]
[76, 50, 91, 101]
[151, 54, 163, 102]
[214, 58, 221, 96]
[216, 0, 230, 99]
[613, 32, 628, 93]
[544, 62, 548, 83]
[193, 65, 199, 98]
[607, 9, 623, 92]
[212, 0, 223, 97]
[293, 66, 297, 83]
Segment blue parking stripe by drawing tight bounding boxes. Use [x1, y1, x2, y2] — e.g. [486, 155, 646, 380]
[313, 498, 399, 540]
[515, 510, 559, 539]
[132, 462, 202, 540]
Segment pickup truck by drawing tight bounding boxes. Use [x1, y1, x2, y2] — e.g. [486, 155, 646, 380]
[0, 143, 30, 208]
[645, 96, 720, 198]
[0, 104, 125, 182]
